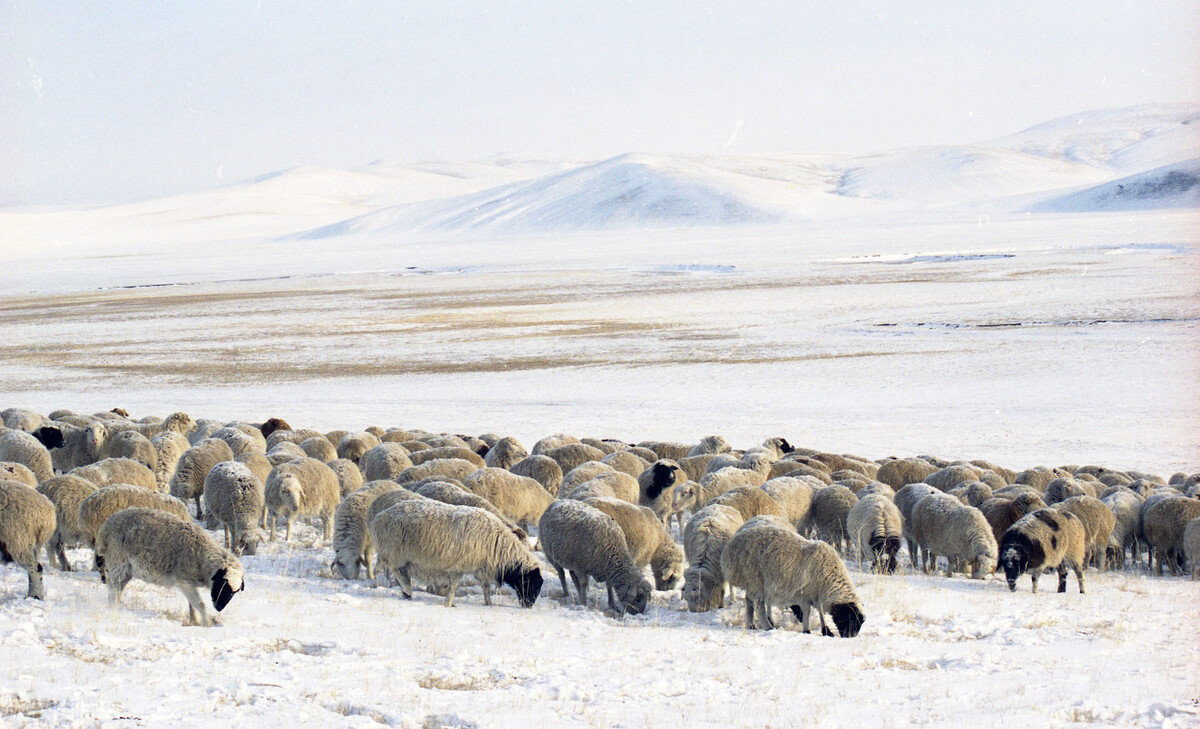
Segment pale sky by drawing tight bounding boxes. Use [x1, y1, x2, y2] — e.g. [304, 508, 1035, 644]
[3, 1, 1198, 205]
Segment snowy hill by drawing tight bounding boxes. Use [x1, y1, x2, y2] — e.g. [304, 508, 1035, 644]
[1034, 158, 1200, 212]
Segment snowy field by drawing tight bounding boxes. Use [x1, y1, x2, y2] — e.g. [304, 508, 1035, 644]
[2, 105, 1199, 727]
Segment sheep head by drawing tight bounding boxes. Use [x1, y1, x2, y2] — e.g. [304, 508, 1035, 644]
[210, 564, 245, 612]
[830, 602, 865, 638]
[279, 475, 303, 512]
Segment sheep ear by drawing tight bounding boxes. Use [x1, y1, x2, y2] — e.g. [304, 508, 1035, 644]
[32, 426, 65, 450]
[211, 568, 239, 611]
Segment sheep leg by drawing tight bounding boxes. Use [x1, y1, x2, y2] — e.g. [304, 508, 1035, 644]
[180, 585, 210, 626]
[1074, 562, 1086, 593]
[1029, 569, 1039, 593]
[606, 583, 617, 611]
[193, 496, 203, 521]
[444, 576, 460, 607]
[223, 526, 232, 549]
[571, 571, 589, 607]
[797, 602, 812, 634]
[322, 512, 334, 545]
[49, 536, 71, 572]
[15, 548, 45, 600]
[267, 510, 277, 541]
[396, 567, 414, 599]
[482, 582, 492, 606]
[743, 595, 755, 629]
[107, 562, 132, 607]
[552, 565, 570, 599]
[285, 516, 295, 543]
[755, 597, 774, 630]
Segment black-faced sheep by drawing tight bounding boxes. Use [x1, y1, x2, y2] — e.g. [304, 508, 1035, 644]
[998, 508, 1087, 593]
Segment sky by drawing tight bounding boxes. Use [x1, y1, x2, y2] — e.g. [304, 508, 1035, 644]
[3, 1, 1198, 206]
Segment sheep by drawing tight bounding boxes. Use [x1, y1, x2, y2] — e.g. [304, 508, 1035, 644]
[71, 457, 158, 492]
[1102, 489, 1144, 569]
[419, 434, 469, 450]
[35, 474, 97, 571]
[846, 494, 904, 573]
[809, 484, 859, 553]
[78, 484, 191, 562]
[203, 461, 266, 556]
[561, 461, 616, 494]
[537, 498, 652, 616]
[337, 431, 382, 463]
[562, 469, 640, 502]
[949, 481, 993, 508]
[637, 460, 687, 524]
[1044, 477, 1092, 505]
[678, 454, 722, 483]
[1053, 495, 1116, 570]
[2, 407, 48, 431]
[264, 457, 340, 543]
[998, 509, 1087, 593]
[266, 441, 307, 465]
[369, 499, 543, 608]
[857, 481, 896, 501]
[924, 464, 982, 492]
[359, 443, 415, 482]
[703, 454, 741, 474]
[719, 516, 805, 630]
[603, 451, 651, 479]
[461, 468, 554, 530]
[411, 479, 526, 538]
[1014, 466, 1071, 492]
[756, 531, 865, 637]
[760, 437, 795, 460]
[330, 481, 403, 580]
[546, 443, 606, 476]
[326, 458, 364, 497]
[811, 453, 877, 479]
[580, 437, 625, 455]
[484, 437, 527, 470]
[395, 458, 479, 486]
[643, 441, 691, 462]
[911, 494, 997, 578]
[686, 435, 732, 458]
[409, 446, 485, 469]
[259, 417, 292, 440]
[1185, 517, 1200, 580]
[151, 431, 190, 492]
[581, 496, 683, 591]
[299, 436, 337, 463]
[708, 485, 784, 521]
[170, 439, 235, 518]
[206, 427, 260, 459]
[672, 466, 767, 519]
[366, 486, 431, 527]
[1143, 496, 1200, 576]
[761, 476, 816, 533]
[509, 454, 562, 496]
[95, 507, 243, 626]
[978, 492, 1048, 545]
[0, 429, 54, 482]
[682, 504, 745, 612]
[532, 433, 581, 455]
[894, 483, 940, 563]
[33, 419, 109, 473]
[0, 480, 56, 599]
[265, 426, 323, 450]
[0, 461, 37, 487]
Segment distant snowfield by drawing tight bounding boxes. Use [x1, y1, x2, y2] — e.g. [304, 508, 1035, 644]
[2, 104, 1199, 727]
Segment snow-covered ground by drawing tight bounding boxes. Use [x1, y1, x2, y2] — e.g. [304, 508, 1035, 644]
[2, 104, 1199, 727]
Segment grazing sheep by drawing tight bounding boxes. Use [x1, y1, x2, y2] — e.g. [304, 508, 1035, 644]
[563, 470, 640, 504]
[672, 466, 767, 518]
[207, 427, 260, 459]
[2, 407, 48, 431]
[581, 496, 683, 591]
[687, 435, 732, 458]
[857, 481, 896, 501]
[950, 481, 993, 508]
[1014, 466, 1071, 492]
[538, 499, 652, 616]
[561, 461, 617, 494]
[71, 457, 158, 491]
[300, 436, 338, 463]
[359, 443, 415, 482]
[894, 483, 940, 564]
[409, 446, 485, 469]
[96, 507, 243, 626]
[637, 460, 687, 523]
[78, 485, 191, 560]
[411, 479, 526, 538]
[642, 441, 691, 462]
[998, 509, 1087, 593]
[0, 429, 54, 482]
[810, 484, 859, 554]
[395, 458, 479, 486]
[370, 499, 543, 608]
[203, 461, 266, 556]
[1044, 477, 1091, 505]
[924, 464, 982, 492]
[151, 431, 190, 492]
[330, 481, 402, 580]
[708, 485, 784, 521]
[678, 454, 723, 483]
[682, 504, 745, 612]
[266, 427, 324, 450]
[33, 419, 109, 473]
[532, 434, 581, 455]
[366, 486, 430, 527]
[761, 477, 816, 533]
[337, 431, 382, 464]
[759, 534, 865, 637]
[603, 451, 651, 479]
[326, 458, 364, 497]
[1184, 517, 1200, 580]
[718, 515, 796, 630]
[546, 443, 606, 476]
[0, 461, 37, 487]
[846, 494, 904, 573]
[1143, 496, 1200, 576]
[1102, 489, 1144, 569]
[484, 437, 527, 470]
[266, 441, 307, 465]
[36, 474, 97, 571]
[875, 458, 939, 490]
[259, 417, 292, 440]
[912, 494, 997, 578]
[979, 493, 1048, 545]
[1053, 495, 1116, 570]
[509, 454, 563, 496]
[461, 468, 554, 530]
[170, 439, 235, 517]
[264, 458, 341, 543]
[0, 480, 56, 599]
[812, 453, 877, 479]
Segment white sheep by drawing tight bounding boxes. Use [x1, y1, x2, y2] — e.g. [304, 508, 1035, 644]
[203, 461, 266, 556]
[359, 443, 415, 482]
[330, 481, 402, 580]
[35, 474, 97, 571]
[0, 429, 54, 482]
[264, 457, 340, 543]
[681, 504, 745, 612]
[369, 499, 543, 608]
[326, 458, 364, 497]
[707, 485, 784, 521]
[603, 451, 651, 479]
[509, 454, 563, 496]
[672, 466, 766, 519]
[1101, 489, 1144, 569]
[78, 485, 192, 563]
[1184, 517, 1200, 580]
[0, 461, 37, 486]
[760, 476, 816, 534]
[1, 407, 48, 431]
[998, 508, 1087, 593]
[911, 493, 997, 578]
[151, 431, 191, 492]
[461, 467, 554, 530]
[545, 443, 606, 476]
[561, 461, 616, 494]
[96, 507, 244, 626]
[71, 457, 158, 492]
[538, 498, 652, 616]
[336, 431, 382, 463]
[300, 436, 338, 463]
[0, 479, 56, 599]
[1053, 495, 1116, 570]
[846, 494, 904, 574]
[410, 479, 526, 539]
[809, 484, 859, 554]
[1143, 496, 1200, 576]
[170, 439, 236, 518]
[484, 436, 527, 470]
[409, 446, 485, 469]
[395, 458, 479, 486]
[582, 496, 683, 591]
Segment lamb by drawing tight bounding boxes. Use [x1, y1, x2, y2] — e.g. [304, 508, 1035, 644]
[35, 474, 97, 570]
[978, 492, 1048, 544]
[581, 496, 683, 591]
[78, 484, 191, 564]
[637, 460, 687, 523]
[33, 419, 109, 472]
[264, 457, 341, 543]
[151, 431, 190, 492]
[203, 461, 266, 556]
[0, 429, 55, 482]
[846, 494, 904, 573]
[1143, 496, 1200, 576]
[809, 484, 859, 553]
[1053, 495, 1116, 570]
[545, 443, 606, 476]
[461, 468, 554, 530]
[0, 480, 56, 599]
[760, 476, 815, 533]
[359, 443, 415, 482]
[708, 485, 784, 521]
[95, 507, 244, 626]
[682, 504, 745, 612]
[484, 437, 527, 470]
[509, 454, 563, 496]
[330, 481, 403, 580]
[911, 494, 996, 578]
[811, 453, 877, 479]
[369, 499, 543, 607]
[1184, 517, 1200, 580]
[538, 498, 652, 616]
[411, 479, 526, 538]
[998, 509, 1087, 593]
[395, 458, 479, 486]
[170, 439, 236, 518]
[1102, 489, 1144, 569]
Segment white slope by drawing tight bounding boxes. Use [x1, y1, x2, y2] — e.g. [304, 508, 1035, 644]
[1034, 158, 1200, 212]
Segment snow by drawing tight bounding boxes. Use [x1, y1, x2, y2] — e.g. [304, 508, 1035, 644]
[1035, 159, 1200, 213]
[1, 103, 1199, 727]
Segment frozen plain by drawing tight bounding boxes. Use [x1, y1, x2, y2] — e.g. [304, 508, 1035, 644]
[1, 105, 1199, 727]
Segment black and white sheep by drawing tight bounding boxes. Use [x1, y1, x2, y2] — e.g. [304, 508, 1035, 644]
[78, 485, 192, 564]
[0, 480, 56, 599]
[0, 429, 54, 482]
[96, 507, 244, 626]
[998, 508, 1087, 593]
[1053, 495, 1116, 570]
[637, 460, 687, 525]
[33, 419, 109, 473]
[846, 493, 903, 574]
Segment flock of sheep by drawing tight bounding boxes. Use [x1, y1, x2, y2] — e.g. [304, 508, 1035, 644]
[1, 407, 1199, 636]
